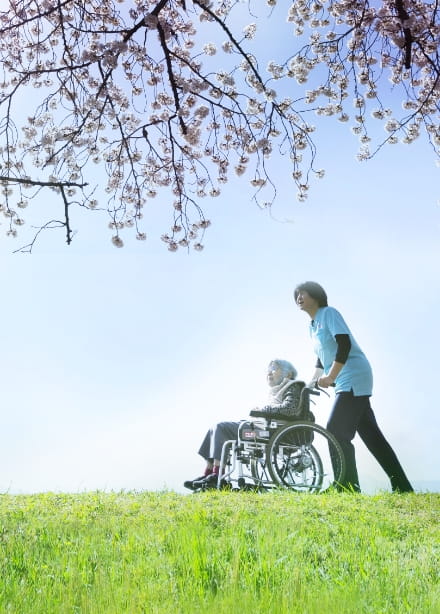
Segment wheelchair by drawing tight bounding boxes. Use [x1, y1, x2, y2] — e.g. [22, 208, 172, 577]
[212, 387, 345, 493]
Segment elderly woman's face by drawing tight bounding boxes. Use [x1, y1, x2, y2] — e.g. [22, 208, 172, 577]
[267, 362, 284, 387]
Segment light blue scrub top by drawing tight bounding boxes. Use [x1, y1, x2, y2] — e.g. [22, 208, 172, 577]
[310, 307, 373, 396]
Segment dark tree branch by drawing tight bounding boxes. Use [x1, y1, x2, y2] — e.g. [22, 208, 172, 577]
[395, 0, 413, 69]
[60, 185, 73, 244]
[122, 0, 170, 42]
[156, 21, 187, 135]
[0, 176, 87, 189]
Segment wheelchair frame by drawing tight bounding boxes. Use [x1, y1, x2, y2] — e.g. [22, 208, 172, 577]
[215, 388, 346, 493]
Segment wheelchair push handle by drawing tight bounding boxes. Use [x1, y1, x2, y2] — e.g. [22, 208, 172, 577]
[306, 381, 334, 397]
[308, 387, 320, 396]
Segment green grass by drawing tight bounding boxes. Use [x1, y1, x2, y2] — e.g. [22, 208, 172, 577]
[0, 491, 439, 613]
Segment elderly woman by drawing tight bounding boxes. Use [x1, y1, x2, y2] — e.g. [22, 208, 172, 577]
[184, 359, 305, 490]
[294, 280, 413, 493]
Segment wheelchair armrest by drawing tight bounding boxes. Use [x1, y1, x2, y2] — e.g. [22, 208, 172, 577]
[249, 410, 269, 418]
[250, 409, 293, 421]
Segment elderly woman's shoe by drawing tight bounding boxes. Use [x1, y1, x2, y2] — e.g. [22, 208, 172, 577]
[183, 476, 207, 490]
[193, 473, 220, 489]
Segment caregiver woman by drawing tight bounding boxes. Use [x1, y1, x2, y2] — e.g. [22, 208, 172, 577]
[294, 281, 413, 493]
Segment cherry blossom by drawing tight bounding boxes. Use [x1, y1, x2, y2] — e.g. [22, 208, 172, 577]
[0, 0, 438, 251]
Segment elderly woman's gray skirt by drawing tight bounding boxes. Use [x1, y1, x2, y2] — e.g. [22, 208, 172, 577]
[198, 421, 240, 461]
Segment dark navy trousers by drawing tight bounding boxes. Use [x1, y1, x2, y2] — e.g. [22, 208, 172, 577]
[327, 390, 413, 492]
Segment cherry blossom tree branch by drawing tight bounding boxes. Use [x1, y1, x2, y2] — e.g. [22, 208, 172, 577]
[395, 0, 413, 69]
[156, 19, 187, 135]
[0, 176, 87, 189]
[122, 0, 170, 42]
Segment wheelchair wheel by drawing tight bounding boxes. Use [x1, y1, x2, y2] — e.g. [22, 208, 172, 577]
[266, 422, 345, 493]
[249, 457, 274, 490]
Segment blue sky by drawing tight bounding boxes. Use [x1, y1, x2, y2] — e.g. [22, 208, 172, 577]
[0, 3, 439, 494]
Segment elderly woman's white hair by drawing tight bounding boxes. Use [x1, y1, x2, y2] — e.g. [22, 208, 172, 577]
[269, 359, 297, 380]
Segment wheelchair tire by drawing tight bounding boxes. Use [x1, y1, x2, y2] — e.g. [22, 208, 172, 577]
[266, 422, 345, 493]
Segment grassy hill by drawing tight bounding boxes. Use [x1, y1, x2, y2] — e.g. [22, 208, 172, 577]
[0, 491, 439, 613]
